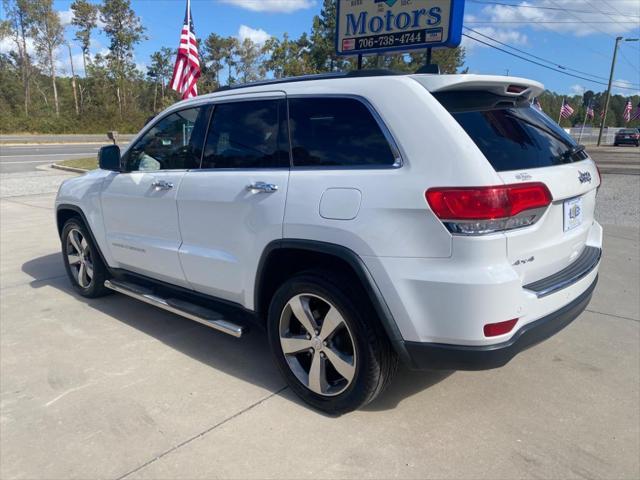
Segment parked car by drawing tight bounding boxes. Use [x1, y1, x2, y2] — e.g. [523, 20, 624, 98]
[614, 128, 640, 146]
[56, 71, 602, 414]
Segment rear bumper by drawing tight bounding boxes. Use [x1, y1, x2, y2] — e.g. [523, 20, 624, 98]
[402, 276, 597, 371]
[614, 138, 639, 144]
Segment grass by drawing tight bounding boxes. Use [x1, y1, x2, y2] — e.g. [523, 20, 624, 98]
[57, 157, 98, 171]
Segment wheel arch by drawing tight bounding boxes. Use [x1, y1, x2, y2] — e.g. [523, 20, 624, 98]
[255, 239, 411, 363]
[56, 204, 109, 268]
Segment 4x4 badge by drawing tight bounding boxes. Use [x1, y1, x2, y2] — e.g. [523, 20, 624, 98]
[578, 171, 592, 184]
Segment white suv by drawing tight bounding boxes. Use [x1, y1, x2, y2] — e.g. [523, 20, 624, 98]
[55, 71, 602, 413]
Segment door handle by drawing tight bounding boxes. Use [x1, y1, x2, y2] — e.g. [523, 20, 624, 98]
[246, 181, 278, 193]
[151, 180, 174, 191]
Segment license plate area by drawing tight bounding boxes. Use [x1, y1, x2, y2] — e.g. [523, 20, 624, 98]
[563, 196, 583, 232]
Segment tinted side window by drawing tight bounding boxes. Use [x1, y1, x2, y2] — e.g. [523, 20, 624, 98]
[124, 106, 210, 171]
[201, 99, 288, 169]
[289, 97, 396, 167]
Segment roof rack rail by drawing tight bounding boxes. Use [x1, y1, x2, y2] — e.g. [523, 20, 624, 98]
[214, 69, 403, 93]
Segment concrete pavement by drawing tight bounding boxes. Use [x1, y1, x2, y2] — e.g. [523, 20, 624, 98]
[0, 173, 638, 479]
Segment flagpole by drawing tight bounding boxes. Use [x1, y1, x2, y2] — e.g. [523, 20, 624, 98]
[558, 97, 564, 125]
[578, 99, 590, 144]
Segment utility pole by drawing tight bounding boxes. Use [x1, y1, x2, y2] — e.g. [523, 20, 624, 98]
[597, 37, 622, 146]
[597, 37, 639, 146]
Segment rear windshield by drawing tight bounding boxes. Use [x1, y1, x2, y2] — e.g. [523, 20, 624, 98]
[619, 129, 638, 134]
[434, 91, 587, 172]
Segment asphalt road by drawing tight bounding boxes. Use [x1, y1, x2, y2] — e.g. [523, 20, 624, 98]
[0, 144, 102, 173]
[0, 172, 638, 479]
[588, 146, 640, 175]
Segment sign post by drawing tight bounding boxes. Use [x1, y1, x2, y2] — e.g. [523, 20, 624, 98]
[336, 0, 465, 59]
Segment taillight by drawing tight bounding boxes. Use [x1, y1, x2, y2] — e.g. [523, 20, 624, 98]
[425, 183, 552, 235]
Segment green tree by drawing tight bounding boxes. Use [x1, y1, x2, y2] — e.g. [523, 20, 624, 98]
[2, 0, 35, 115]
[202, 33, 227, 87]
[408, 47, 466, 74]
[70, 0, 98, 76]
[264, 33, 314, 78]
[309, 0, 344, 72]
[147, 47, 174, 111]
[99, 0, 146, 115]
[222, 36, 238, 85]
[30, 0, 64, 117]
[235, 37, 263, 83]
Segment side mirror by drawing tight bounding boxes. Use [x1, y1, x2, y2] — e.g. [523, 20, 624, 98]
[98, 145, 121, 171]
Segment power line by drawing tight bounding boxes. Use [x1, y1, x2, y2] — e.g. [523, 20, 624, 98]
[464, 27, 614, 83]
[466, 21, 639, 24]
[467, 0, 640, 17]
[547, 0, 618, 40]
[619, 46, 640, 71]
[462, 33, 640, 91]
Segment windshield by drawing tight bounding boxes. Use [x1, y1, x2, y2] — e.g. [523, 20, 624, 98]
[434, 91, 586, 172]
[619, 129, 638, 134]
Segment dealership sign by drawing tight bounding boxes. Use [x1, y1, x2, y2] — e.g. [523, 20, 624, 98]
[336, 0, 465, 56]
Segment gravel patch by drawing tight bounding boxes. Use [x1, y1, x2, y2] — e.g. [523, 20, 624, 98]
[0, 169, 76, 198]
[595, 174, 640, 228]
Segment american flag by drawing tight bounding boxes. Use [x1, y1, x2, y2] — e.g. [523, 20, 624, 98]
[170, 0, 200, 99]
[586, 102, 594, 120]
[623, 99, 633, 123]
[560, 99, 574, 119]
[632, 102, 640, 121]
[533, 98, 542, 111]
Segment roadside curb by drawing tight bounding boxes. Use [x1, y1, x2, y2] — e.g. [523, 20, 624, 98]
[50, 163, 88, 174]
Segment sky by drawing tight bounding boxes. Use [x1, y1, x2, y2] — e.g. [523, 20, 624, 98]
[2, 0, 639, 96]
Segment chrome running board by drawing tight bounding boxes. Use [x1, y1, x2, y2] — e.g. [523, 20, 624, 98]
[104, 279, 245, 338]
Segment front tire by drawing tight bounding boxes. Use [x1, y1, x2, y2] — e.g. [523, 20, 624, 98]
[267, 270, 397, 414]
[61, 218, 111, 298]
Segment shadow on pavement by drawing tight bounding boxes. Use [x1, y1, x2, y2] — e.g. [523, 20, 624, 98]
[365, 368, 453, 411]
[22, 252, 450, 412]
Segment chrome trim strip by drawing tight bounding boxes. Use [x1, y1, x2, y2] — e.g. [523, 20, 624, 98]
[104, 280, 245, 338]
[523, 246, 602, 298]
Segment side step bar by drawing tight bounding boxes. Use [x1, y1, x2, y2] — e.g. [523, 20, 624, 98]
[104, 279, 245, 338]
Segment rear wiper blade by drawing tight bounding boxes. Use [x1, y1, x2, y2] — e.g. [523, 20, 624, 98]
[559, 144, 586, 162]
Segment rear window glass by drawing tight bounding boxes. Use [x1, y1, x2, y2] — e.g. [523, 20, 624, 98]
[289, 97, 396, 168]
[435, 91, 586, 172]
[619, 129, 638, 134]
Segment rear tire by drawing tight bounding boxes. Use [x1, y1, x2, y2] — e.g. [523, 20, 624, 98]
[267, 270, 397, 414]
[61, 218, 111, 298]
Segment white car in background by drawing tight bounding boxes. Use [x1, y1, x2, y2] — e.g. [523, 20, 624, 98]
[55, 71, 602, 413]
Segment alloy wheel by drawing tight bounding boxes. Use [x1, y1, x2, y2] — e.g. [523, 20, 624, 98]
[279, 293, 357, 396]
[66, 228, 94, 288]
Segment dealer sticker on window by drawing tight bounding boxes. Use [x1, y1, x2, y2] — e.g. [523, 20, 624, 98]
[564, 196, 583, 232]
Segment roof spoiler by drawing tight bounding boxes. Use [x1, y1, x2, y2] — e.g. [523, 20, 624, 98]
[412, 74, 545, 101]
